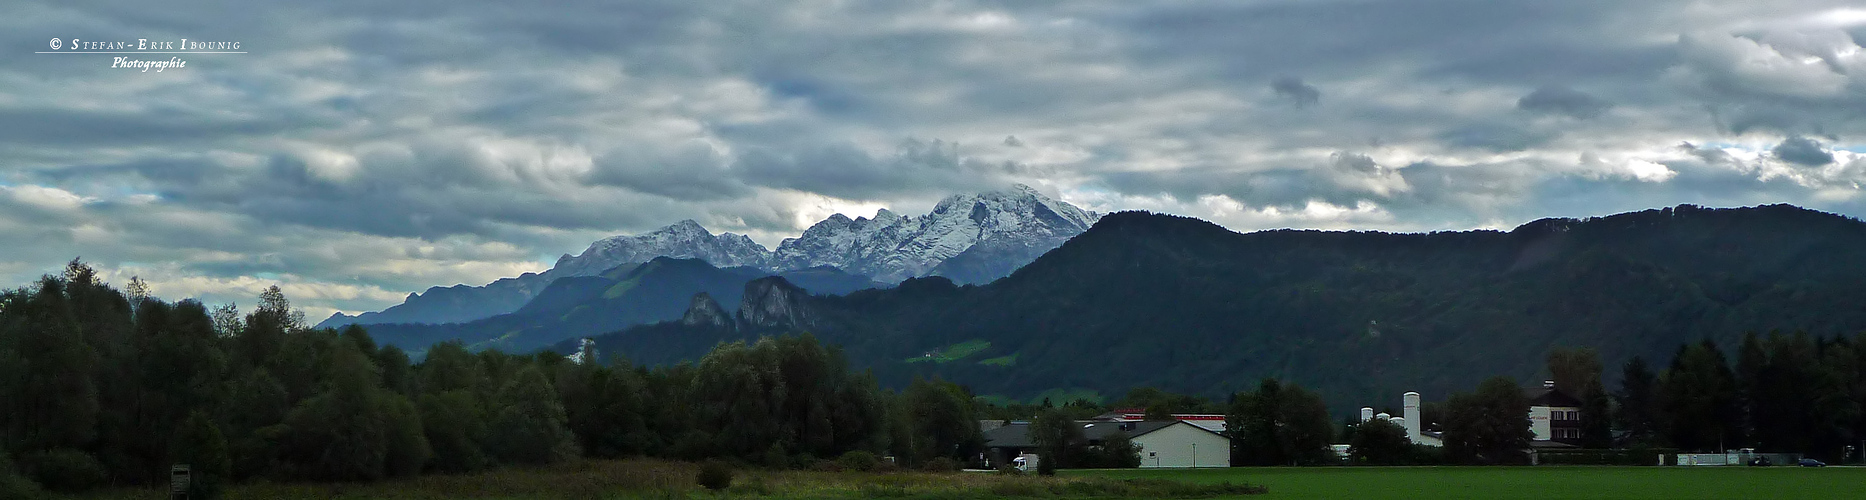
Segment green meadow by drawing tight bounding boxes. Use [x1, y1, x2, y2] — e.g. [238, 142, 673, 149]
[1073, 465, 1866, 500]
[58, 459, 1260, 500]
[59, 461, 1866, 499]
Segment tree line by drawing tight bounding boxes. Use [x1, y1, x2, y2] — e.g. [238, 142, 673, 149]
[9, 259, 1866, 497]
[0, 261, 986, 497]
[1240, 337, 1866, 466]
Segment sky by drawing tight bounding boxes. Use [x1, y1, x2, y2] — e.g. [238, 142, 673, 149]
[4, 1, 1866, 321]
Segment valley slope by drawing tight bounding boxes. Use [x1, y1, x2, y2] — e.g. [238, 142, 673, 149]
[365, 257, 879, 355]
[565, 204, 1866, 412]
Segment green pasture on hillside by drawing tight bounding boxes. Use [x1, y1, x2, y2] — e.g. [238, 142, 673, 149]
[1074, 465, 1866, 500]
[904, 339, 991, 363]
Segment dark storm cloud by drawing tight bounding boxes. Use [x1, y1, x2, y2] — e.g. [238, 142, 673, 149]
[1438, 124, 1554, 152]
[735, 139, 1008, 201]
[0, 107, 306, 146]
[1773, 136, 1836, 166]
[586, 142, 751, 201]
[1673, 30, 1866, 137]
[1517, 86, 1611, 119]
[5, 0, 1866, 317]
[1271, 77, 1321, 107]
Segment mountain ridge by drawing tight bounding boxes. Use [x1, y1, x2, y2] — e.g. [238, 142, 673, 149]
[319, 184, 1097, 329]
[364, 256, 881, 355]
[564, 203, 1866, 413]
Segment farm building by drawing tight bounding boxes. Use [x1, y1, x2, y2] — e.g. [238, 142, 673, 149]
[1354, 391, 1443, 447]
[1350, 382, 1589, 451]
[983, 419, 1231, 468]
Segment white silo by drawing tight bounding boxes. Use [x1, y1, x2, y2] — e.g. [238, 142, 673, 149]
[1360, 407, 1375, 423]
[1402, 391, 1422, 444]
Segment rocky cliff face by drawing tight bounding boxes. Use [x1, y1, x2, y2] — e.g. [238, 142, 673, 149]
[680, 292, 734, 329]
[736, 277, 814, 330]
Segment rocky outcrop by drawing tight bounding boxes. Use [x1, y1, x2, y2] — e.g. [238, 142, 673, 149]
[736, 277, 814, 330]
[679, 292, 734, 329]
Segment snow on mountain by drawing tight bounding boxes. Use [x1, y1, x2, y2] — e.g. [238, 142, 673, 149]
[773, 184, 1099, 282]
[322, 185, 1098, 328]
[549, 219, 772, 278]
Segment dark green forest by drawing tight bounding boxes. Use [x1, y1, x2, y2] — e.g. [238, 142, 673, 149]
[570, 204, 1866, 415]
[12, 203, 1866, 496]
[0, 261, 982, 496]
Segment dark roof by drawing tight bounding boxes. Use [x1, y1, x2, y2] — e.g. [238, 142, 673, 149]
[983, 420, 1193, 449]
[1527, 387, 1582, 407]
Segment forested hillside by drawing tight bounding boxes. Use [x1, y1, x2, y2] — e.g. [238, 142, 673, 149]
[577, 204, 1866, 412]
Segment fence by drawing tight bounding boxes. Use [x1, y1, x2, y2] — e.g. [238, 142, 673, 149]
[1534, 449, 1678, 466]
[1674, 451, 1801, 466]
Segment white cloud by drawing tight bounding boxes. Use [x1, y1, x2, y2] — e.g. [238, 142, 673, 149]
[3, 184, 92, 211]
[1626, 159, 1679, 183]
[3, 0, 1866, 317]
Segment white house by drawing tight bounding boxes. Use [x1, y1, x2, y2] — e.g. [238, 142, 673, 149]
[1527, 382, 1584, 445]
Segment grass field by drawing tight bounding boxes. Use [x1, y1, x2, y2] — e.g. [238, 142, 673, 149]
[904, 339, 992, 363]
[63, 461, 1866, 499]
[59, 459, 1259, 500]
[979, 352, 1018, 366]
[1073, 466, 1866, 500]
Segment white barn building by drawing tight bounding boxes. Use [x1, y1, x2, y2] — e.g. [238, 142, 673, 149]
[983, 419, 1231, 468]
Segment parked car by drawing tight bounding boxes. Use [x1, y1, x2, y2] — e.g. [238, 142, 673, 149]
[1747, 456, 1772, 466]
[1798, 458, 1826, 467]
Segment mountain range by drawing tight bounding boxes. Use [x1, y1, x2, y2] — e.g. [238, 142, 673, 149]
[319, 184, 1097, 329]
[363, 257, 881, 355]
[555, 204, 1866, 413]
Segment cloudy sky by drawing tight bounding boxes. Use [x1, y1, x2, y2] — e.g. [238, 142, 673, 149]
[5, 1, 1866, 320]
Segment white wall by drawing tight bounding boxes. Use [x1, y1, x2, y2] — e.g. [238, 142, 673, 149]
[1528, 405, 1579, 441]
[1528, 406, 1551, 440]
[1133, 422, 1230, 468]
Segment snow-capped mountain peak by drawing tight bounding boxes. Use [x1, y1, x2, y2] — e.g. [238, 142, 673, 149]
[773, 184, 1099, 282]
[322, 185, 1100, 329]
[551, 220, 772, 278]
